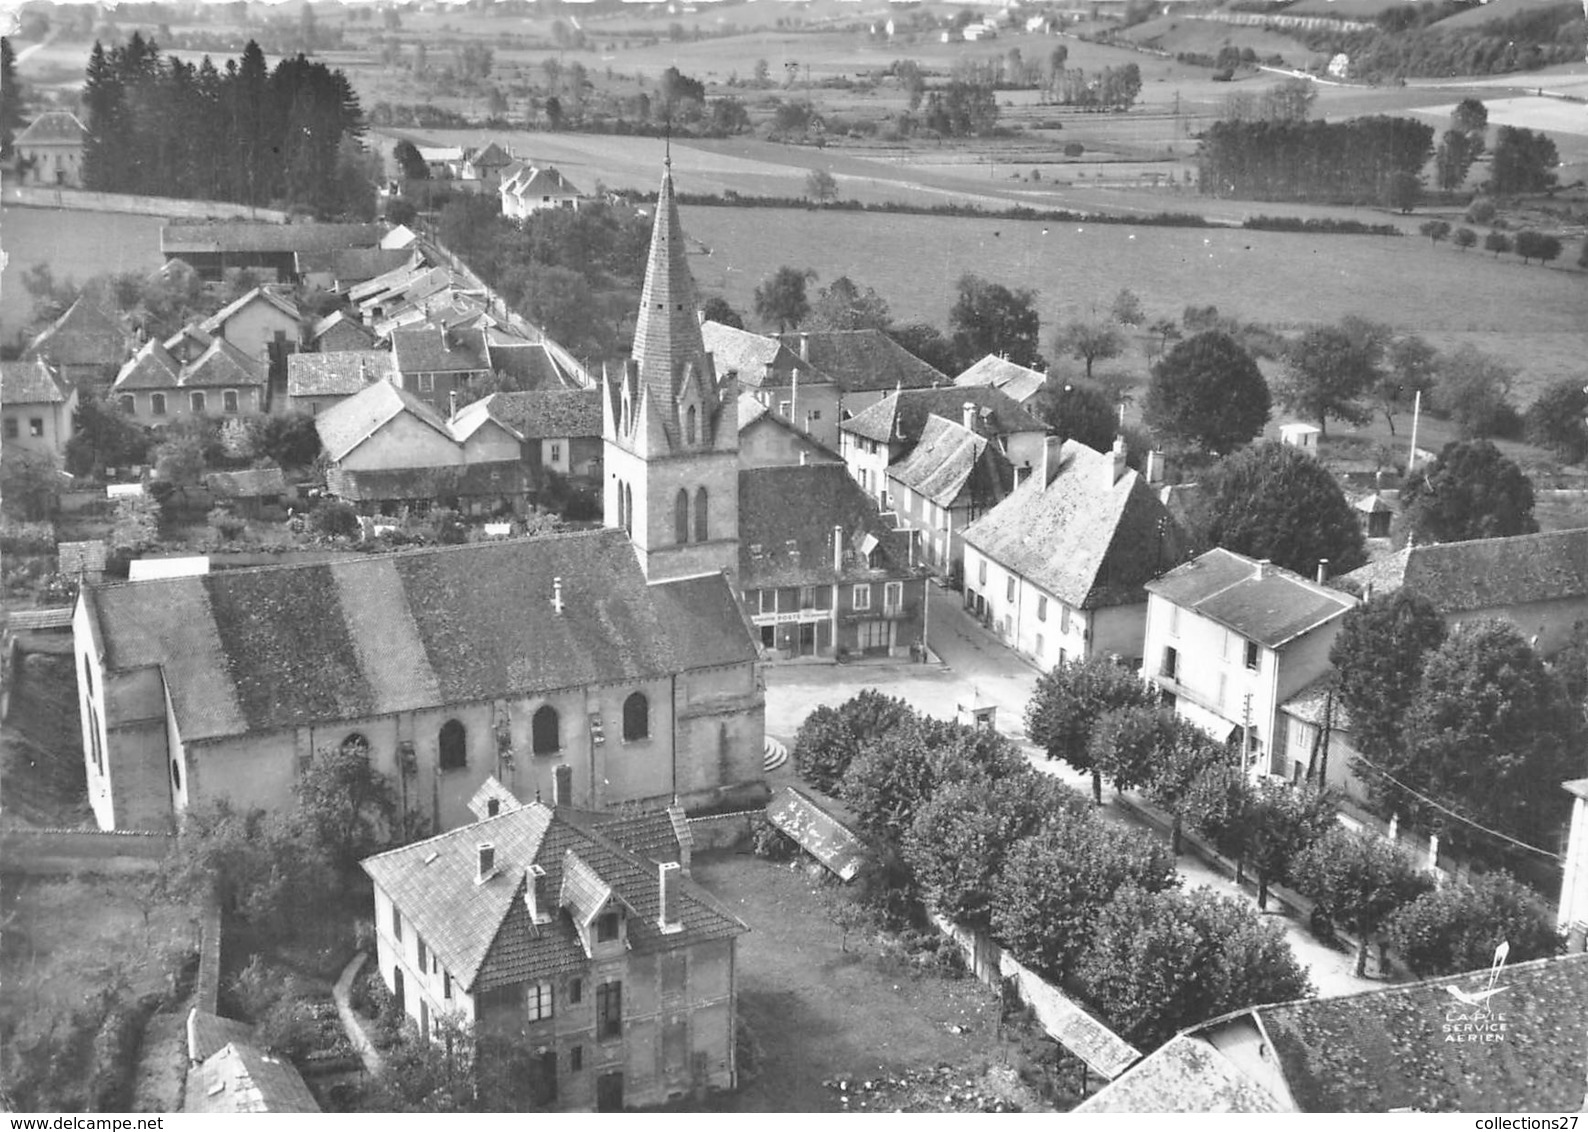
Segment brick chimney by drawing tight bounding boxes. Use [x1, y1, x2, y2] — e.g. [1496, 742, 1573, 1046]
[962, 401, 976, 432]
[1108, 436, 1127, 486]
[476, 842, 496, 884]
[658, 861, 683, 934]
[524, 863, 550, 924]
[1144, 449, 1165, 486]
[1256, 559, 1272, 579]
[1316, 558, 1329, 585]
[798, 333, 809, 362]
[552, 763, 573, 807]
[1040, 435, 1060, 489]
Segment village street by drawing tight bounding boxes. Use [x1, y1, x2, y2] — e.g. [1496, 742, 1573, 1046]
[762, 579, 1374, 1000]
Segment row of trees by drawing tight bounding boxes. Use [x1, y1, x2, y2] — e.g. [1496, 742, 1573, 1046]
[1198, 116, 1435, 208]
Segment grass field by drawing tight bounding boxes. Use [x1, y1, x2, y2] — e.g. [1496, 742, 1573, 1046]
[0, 206, 167, 343]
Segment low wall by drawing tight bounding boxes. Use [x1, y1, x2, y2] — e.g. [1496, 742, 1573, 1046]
[4, 185, 289, 222]
[0, 826, 174, 874]
[194, 900, 223, 1016]
[686, 809, 758, 851]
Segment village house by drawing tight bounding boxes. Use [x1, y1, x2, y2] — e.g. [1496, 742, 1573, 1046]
[160, 222, 384, 283]
[460, 141, 515, 185]
[286, 350, 396, 416]
[13, 110, 88, 187]
[738, 463, 929, 661]
[362, 776, 747, 1111]
[486, 333, 593, 392]
[204, 468, 291, 519]
[417, 146, 468, 179]
[111, 340, 182, 422]
[499, 163, 585, 220]
[391, 326, 492, 415]
[840, 387, 1045, 510]
[886, 413, 1015, 577]
[307, 310, 378, 354]
[701, 322, 835, 446]
[453, 390, 605, 484]
[1, 358, 77, 458]
[1143, 548, 1357, 776]
[1275, 677, 1369, 795]
[772, 329, 948, 447]
[960, 437, 1185, 670]
[295, 248, 415, 293]
[23, 296, 129, 393]
[167, 337, 268, 418]
[953, 353, 1048, 408]
[736, 394, 844, 470]
[197, 287, 303, 369]
[1338, 529, 1588, 656]
[72, 529, 767, 834]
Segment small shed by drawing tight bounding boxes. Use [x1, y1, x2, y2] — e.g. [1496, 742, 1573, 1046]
[1280, 423, 1321, 452]
[205, 468, 289, 516]
[766, 786, 867, 881]
[1353, 492, 1395, 538]
[956, 687, 998, 731]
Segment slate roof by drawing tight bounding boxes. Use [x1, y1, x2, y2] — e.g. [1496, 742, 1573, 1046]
[1, 358, 69, 405]
[1147, 548, 1357, 650]
[701, 322, 821, 390]
[464, 390, 603, 440]
[15, 110, 88, 145]
[181, 338, 266, 388]
[347, 255, 429, 304]
[25, 297, 128, 369]
[287, 350, 395, 399]
[887, 414, 1014, 509]
[841, 385, 1044, 445]
[186, 1009, 258, 1064]
[326, 461, 530, 502]
[199, 287, 301, 335]
[362, 795, 746, 992]
[113, 340, 183, 391]
[1338, 529, 1588, 615]
[772, 329, 947, 393]
[962, 440, 1184, 611]
[501, 163, 583, 200]
[1075, 1034, 1288, 1113]
[84, 530, 756, 742]
[739, 464, 921, 590]
[470, 141, 513, 170]
[58, 540, 109, 577]
[1280, 674, 1353, 731]
[392, 326, 489, 375]
[953, 353, 1048, 403]
[295, 247, 414, 285]
[308, 311, 376, 348]
[486, 342, 585, 391]
[314, 380, 453, 462]
[205, 468, 288, 498]
[161, 222, 382, 256]
[185, 1042, 320, 1114]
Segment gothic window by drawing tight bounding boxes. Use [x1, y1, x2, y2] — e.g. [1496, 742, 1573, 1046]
[675, 489, 689, 544]
[694, 487, 708, 542]
[439, 719, 466, 771]
[622, 692, 649, 742]
[685, 404, 697, 445]
[341, 732, 370, 758]
[622, 483, 633, 535]
[532, 705, 560, 755]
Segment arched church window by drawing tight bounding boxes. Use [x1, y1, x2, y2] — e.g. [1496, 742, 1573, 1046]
[694, 486, 709, 542]
[532, 706, 560, 755]
[685, 405, 697, 445]
[675, 489, 690, 544]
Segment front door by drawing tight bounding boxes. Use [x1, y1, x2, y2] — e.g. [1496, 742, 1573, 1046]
[798, 622, 816, 656]
[596, 1072, 624, 1112]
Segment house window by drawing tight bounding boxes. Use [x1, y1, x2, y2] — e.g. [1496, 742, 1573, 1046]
[622, 692, 649, 742]
[1161, 647, 1178, 680]
[978, 560, 987, 586]
[596, 911, 620, 943]
[1035, 633, 1044, 656]
[439, 719, 466, 771]
[151, 393, 167, 416]
[1245, 640, 1261, 671]
[28, 418, 43, 437]
[222, 389, 239, 413]
[532, 705, 560, 755]
[1037, 596, 1047, 622]
[621, 483, 632, 535]
[759, 590, 775, 615]
[570, 1046, 584, 1072]
[550, 442, 561, 463]
[443, 972, 452, 999]
[392, 905, 403, 942]
[190, 392, 206, 413]
[1217, 671, 1228, 708]
[418, 373, 434, 393]
[527, 981, 554, 1023]
[675, 489, 690, 544]
[119, 395, 136, 415]
[694, 486, 708, 542]
[685, 404, 698, 445]
[417, 936, 428, 971]
[569, 977, 583, 1005]
[596, 981, 623, 1040]
[1060, 606, 1071, 634]
[170, 758, 182, 792]
[3, 419, 17, 439]
[1168, 604, 1181, 637]
[852, 585, 871, 611]
[799, 586, 815, 609]
[1006, 577, 1016, 602]
[660, 951, 686, 996]
[884, 582, 903, 609]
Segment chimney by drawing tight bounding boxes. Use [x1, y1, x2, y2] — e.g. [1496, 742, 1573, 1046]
[962, 401, 976, 432]
[1109, 436, 1127, 486]
[798, 333, 809, 361]
[658, 861, 683, 934]
[1316, 558, 1329, 585]
[1256, 559, 1272, 579]
[1145, 449, 1164, 486]
[552, 763, 573, 807]
[799, 450, 808, 466]
[552, 576, 564, 614]
[833, 525, 843, 573]
[449, 388, 458, 418]
[1363, 581, 1374, 602]
[476, 842, 496, 883]
[1040, 435, 1059, 489]
[524, 864, 550, 924]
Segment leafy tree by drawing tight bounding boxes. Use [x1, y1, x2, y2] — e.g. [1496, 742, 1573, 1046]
[1241, 778, 1336, 912]
[700, 295, 745, 330]
[1052, 317, 1123, 383]
[1400, 439, 1537, 544]
[1025, 656, 1158, 804]
[0, 450, 62, 522]
[1384, 871, 1562, 978]
[1400, 620, 1579, 861]
[1077, 886, 1312, 1049]
[709, 96, 750, 135]
[1290, 827, 1434, 976]
[1198, 440, 1366, 576]
[1037, 378, 1116, 454]
[1490, 126, 1558, 195]
[1484, 230, 1512, 257]
[1434, 131, 1479, 192]
[1088, 706, 1184, 801]
[310, 499, 360, 539]
[1522, 379, 1588, 463]
[1374, 332, 1439, 435]
[948, 274, 1042, 371]
[1451, 98, 1488, 139]
[162, 801, 336, 933]
[151, 430, 210, 498]
[296, 739, 402, 874]
[1418, 219, 1452, 243]
[806, 276, 891, 333]
[1143, 330, 1270, 454]
[385, 198, 418, 227]
[1431, 344, 1516, 439]
[991, 811, 1178, 982]
[1273, 325, 1376, 437]
[1141, 719, 1226, 854]
[246, 412, 321, 471]
[1146, 317, 1181, 361]
[0, 37, 22, 159]
[887, 322, 959, 375]
[393, 140, 428, 180]
[753, 266, 817, 332]
[1110, 288, 1145, 327]
[1513, 229, 1562, 266]
[804, 168, 839, 203]
[792, 689, 914, 794]
[1331, 591, 1447, 796]
[1452, 226, 1477, 251]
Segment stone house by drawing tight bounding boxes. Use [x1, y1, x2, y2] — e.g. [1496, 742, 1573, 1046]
[772, 329, 948, 448]
[23, 296, 129, 393]
[1, 358, 77, 458]
[198, 287, 302, 371]
[391, 326, 492, 415]
[499, 163, 584, 220]
[307, 310, 377, 354]
[701, 322, 835, 448]
[13, 111, 88, 187]
[885, 413, 1015, 577]
[736, 394, 844, 470]
[453, 390, 605, 484]
[285, 350, 396, 416]
[952, 353, 1048, 407]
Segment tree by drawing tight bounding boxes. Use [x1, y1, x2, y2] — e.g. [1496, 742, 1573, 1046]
[1331, 590, 1448, 797]
[1522, 379, 1588, 463]
[0, 450, 62, 522]
[385, 198, 418, 227]
[1374, 332, 1438, 435]
[1431, 344, 1516, 439]
[792, 690, 914, 794]
[804, 168, 838, 203]
[700, 295, 745, 330]
[1025, 656, 1158, 804]
[1198, 441, 1367, 576]
[1400, 439, 1537, 544]
[1400, 620, 1579, 862]
[246, 411, 322, 471]
[1052, 318, 1122, 383]
[296, 738, 402, 874]
[1037, 378, 1116, 454]
[1490, 126, 1558, 195]
[1272, 325, 1376, 438]
[1141, 719, 1226, 854]
[887, 322, 959, 375]
[1241, 778, 1336, 912]
[1077, 886, 1312, 1050]
[947, 274, 1042, 371]
[151, 429, 210, 498]
[1384, 871, 1562, 978]
[67, 393, 155, 480]
[1291, 827, 1434, 976]
[1452, 226, 1477, 251]
[709, 96, 750, 135]
[991, 811, 1177, 982]
[1142, 330, 1270, 455]
[310, 499, 360, 539]
[753, 266, 817, 332]
[1484, 230, 1512, 257]
[805, 276, 892, 333]
[0, 37, 23, 159]
[162, 801, 336, 931]
[1513, 229, 1562, 266]
[1087, 706, 1184, 801]
[1434, 131, 1479, 192]
[1451, 98, 1487, 140]
[1109, 288, 1145, 327]
[1418, 219, 1452, 243]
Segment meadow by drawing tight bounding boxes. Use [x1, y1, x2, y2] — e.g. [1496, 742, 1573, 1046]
[0, 206, 167, 343]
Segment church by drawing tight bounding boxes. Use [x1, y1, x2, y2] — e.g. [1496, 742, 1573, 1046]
[72, 165, 768, 833]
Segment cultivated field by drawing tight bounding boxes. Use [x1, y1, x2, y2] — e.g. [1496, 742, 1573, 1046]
[0, 205, 167, 342]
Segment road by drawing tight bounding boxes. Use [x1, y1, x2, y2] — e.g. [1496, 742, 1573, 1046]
[763, 579, 1374, 999]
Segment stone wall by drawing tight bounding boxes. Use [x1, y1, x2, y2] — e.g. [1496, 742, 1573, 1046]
[4, 185, 289, 222]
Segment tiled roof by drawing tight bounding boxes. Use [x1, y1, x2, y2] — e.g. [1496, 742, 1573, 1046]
[200, 287, 301, 335]
[1279, 674, 1353, 731]
[181, 338, 266, 388]
[59, 540, 109, 576]
[86, 530, 755, 741]
[294, 247, 414, 285]
[501, 164, 582, 199]
[962, 440, 1184, 611]
[561, 803, 692, 866]
[185, 1042, 320, 1114]
[25, 297, 128, 368]
[487, 343, 584, 391]
[773, 329, 947, 393]
[308, 311, 375, 348]
[1338, 529, 1588, 615]
[161, 222, 382, 256]
[186, 1008, 258, 1063]
[841, 385, 1044, 445]
[1147, 548, 1356, 649]
[314, 380, 453, 462]
[887, 414, 1013, 509]
[164, 325, 213, 357]
[205, 468, 288, 498]
[1075, 1034, 1288, 1113]
[392, 326, 489, 376]
[953, 354, 1047, 403]
[287, 350, 395, 398]
[15, 110, 88, 144]
[739, 464, 921, 590]
[470, 142, 513, 169]
[1, 358, 69, 405]
[702, 322, 820, 390]
[347, 256, 428, 304]
[326, 460, 530, 502]
[468, 390, 603, 439]
[361, 796, 746, 993]
[114, 340, 183, 391]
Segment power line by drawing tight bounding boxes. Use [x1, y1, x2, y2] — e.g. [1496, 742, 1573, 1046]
[1351, 752, 1566, 863]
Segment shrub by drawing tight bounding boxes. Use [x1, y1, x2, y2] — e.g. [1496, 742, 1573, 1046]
[750, 816, 797, 860]
[310, 499, 361, 539]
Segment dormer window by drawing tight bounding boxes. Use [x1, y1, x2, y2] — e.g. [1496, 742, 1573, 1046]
[596, 911, 620, 943]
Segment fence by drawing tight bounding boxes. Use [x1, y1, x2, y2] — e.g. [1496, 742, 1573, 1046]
[4, 185, 289, 222]
[0, 826, 175, 874]
[194, 900, 223, 1015]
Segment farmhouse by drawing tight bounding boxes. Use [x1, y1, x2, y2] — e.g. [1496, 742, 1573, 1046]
[160, 222, 383, 282]
[307, 310, 377, 354]
[771, 328, 948, 440]
[391, 326, 492, 415]
[13, 110, 88, 187]
[362, 778, 746, 1111]
[886, 413, 1015, 577]
[1, 358, 77, 458]
[198, 287, 302, 370]
[23, 296, 130, 392]
[72, 529, 767, 833]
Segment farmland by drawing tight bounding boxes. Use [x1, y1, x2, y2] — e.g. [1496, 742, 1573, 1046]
[0, 205, 167, 344]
